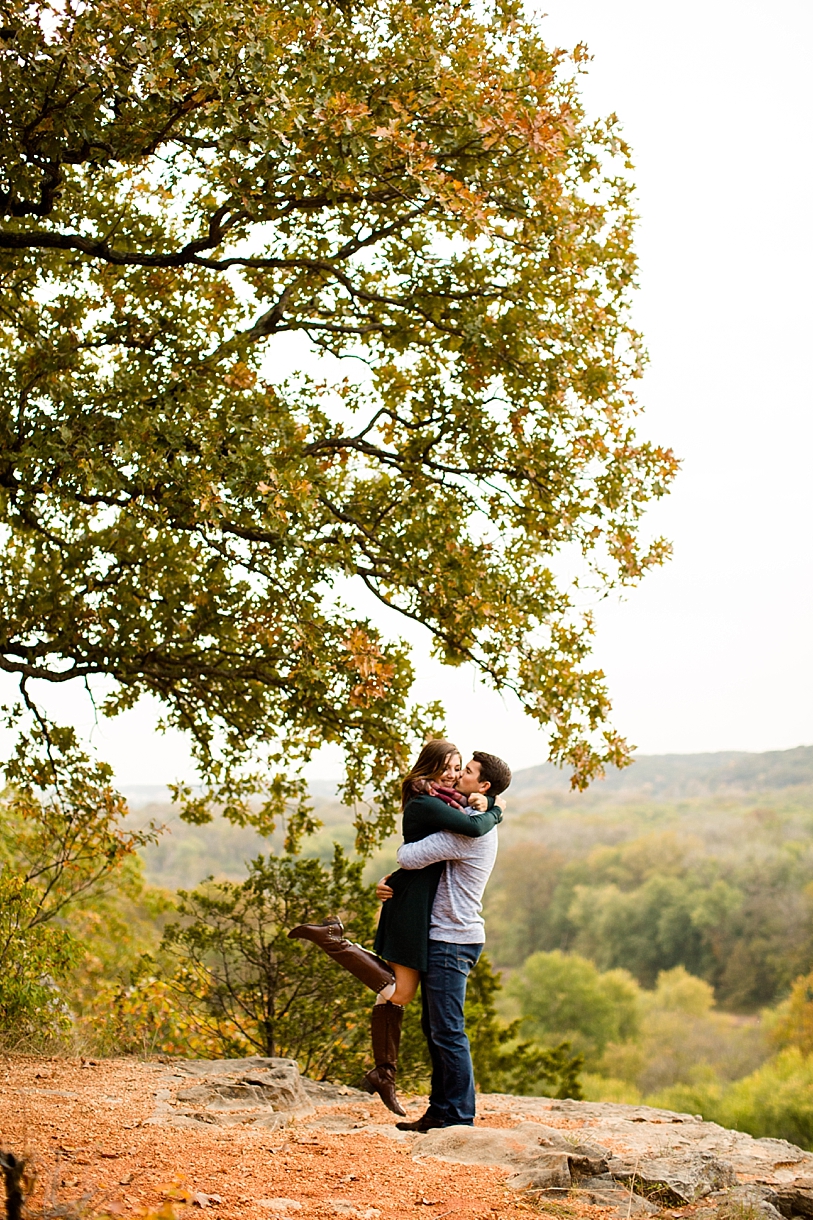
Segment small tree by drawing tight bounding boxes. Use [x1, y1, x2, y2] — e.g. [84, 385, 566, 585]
[162, 847, 379, 1079]
[0, 719, 160, 924]
[769, 970, 813, 1057]
[0, 717, 160, 1041]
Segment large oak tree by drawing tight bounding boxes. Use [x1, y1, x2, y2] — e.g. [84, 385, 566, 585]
[0, 0, 676, 848]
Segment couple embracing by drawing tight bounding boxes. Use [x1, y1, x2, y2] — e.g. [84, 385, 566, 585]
[289, 739, 511, 1131]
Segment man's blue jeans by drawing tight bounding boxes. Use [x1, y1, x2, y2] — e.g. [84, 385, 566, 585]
[421, 939, 483, 1126]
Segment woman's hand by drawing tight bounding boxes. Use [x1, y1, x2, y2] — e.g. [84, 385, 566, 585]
[376, 874, 394, 901]
[496, 795, 507, 812]
[468, 793, 488, 811]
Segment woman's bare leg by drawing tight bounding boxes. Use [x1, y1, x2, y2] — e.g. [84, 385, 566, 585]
[391, 962, 420, 1004]
[376, 962, 420, 1006]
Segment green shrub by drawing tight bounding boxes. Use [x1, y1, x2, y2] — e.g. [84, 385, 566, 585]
[649, 965, 715, 1015]
[0, 871, 77, 1043]
[467, 954, 583, 1098]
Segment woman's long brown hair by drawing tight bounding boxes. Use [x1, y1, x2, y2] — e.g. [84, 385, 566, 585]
[401, 739, 460, 809]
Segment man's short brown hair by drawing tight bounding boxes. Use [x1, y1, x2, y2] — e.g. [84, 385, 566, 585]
[472, 751, 512, 795]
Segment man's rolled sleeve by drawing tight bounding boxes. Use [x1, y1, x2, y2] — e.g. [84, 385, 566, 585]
[397, 831, 475, 870]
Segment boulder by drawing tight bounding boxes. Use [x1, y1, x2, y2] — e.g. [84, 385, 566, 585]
[174, 1054, 307, 1112]
[413, 1122, 572, 1184]
[701, 1184, 786, 1220]
[607, 1151, 737, 1205]
[411, 1120, 740, 1206]
[175, 1058, 310, 1113]
[153, 1057, 314, 1127]
[487, 1098, 813, 1187]
[571, 1176, 660, 1215]
[176, 1084, 280, 1111]
[774, 1180, 813, 1220]
[412, 1121, 615, 1192]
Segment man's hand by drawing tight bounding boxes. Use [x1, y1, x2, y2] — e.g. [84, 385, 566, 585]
[376, 874, 394, 901]
[468, 793, 506, 812]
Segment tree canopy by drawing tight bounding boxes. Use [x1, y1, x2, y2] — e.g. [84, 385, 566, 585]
[0, 0, 676, 846]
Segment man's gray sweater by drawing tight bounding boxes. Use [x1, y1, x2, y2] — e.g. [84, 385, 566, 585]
[395, 825, 498, 944]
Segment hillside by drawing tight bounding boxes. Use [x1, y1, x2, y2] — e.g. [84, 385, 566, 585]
[509, 745, 813, 808]
[128, 745, 813, 891]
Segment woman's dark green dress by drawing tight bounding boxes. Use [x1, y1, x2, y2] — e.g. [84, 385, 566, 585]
[373, 793, 501, 972]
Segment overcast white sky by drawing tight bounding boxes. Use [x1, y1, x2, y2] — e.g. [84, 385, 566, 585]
[532, 0, 813, 761]
[15, 0, 813, 784]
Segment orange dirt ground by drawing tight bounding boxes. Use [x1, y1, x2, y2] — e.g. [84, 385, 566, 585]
[0, 1057, 610, 1220]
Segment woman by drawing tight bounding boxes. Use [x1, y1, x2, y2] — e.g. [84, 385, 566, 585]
[288, 739, 502, 1116]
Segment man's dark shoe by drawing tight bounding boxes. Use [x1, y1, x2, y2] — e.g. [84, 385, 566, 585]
[395, 1113, 447, 1132]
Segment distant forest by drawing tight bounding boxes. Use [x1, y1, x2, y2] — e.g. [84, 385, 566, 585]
[484, 746, 813, 1011]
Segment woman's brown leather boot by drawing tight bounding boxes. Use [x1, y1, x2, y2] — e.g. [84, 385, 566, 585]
[287, 917, 396, 994]
[362, 1001, 406, 1116]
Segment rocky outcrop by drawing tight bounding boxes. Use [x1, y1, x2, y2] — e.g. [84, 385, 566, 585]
[148, 1059, 813, 1218]
[616, 1152, 736, 1203]
[774, 1181, 813, 1219]
[412, 1095, 813, 1216]
[413, 1123, 574, 1183]
[149, 1057, 314, 1129]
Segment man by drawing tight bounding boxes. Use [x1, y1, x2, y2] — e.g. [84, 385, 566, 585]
[377, 751, 512, 1132]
